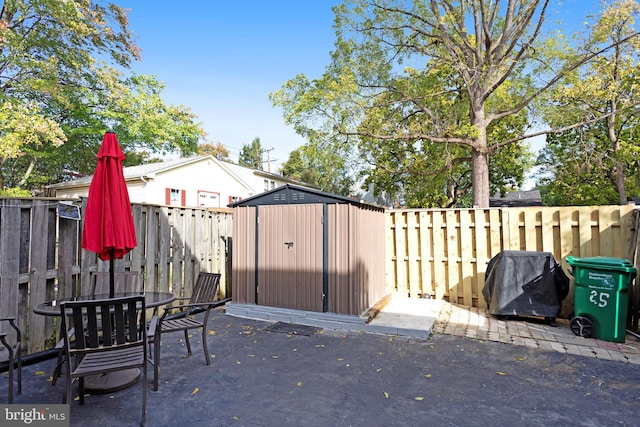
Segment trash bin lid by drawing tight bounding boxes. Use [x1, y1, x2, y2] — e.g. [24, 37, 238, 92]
[566, 256, 636, 273]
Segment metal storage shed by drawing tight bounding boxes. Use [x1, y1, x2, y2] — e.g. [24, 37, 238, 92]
[229, 184, 386, 316]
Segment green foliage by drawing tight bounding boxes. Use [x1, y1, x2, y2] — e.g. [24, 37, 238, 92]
[239, 137, 264, 170]
[280, 143, 355, 196]
[0, 187, 31, 197]
[537, 0, 640, 205]
[0, 0, 204, 190]
[536, 130, 621, 206]
[198, 142, 230, 161]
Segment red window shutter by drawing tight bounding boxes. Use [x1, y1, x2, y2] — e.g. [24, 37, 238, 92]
[181, 190, 186, 206]
[165, 188, 171, 205]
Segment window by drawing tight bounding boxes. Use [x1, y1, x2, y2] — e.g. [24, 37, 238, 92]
[165, 188, 186, 206]
[264, 179, 276, 191]
[229, 195, 242, 204]
[198, 191, 220, 208]
[170, 189, 181, 205]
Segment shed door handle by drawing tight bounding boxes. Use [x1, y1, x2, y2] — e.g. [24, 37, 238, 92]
[284, 242, 294, 249]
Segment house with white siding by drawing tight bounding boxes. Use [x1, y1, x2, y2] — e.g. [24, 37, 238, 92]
[48, 155, 314, 208]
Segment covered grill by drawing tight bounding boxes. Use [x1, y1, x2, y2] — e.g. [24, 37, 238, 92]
[482, 250, 570, 323]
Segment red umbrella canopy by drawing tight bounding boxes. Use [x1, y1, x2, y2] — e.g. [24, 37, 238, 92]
[82, 132, 137, 261]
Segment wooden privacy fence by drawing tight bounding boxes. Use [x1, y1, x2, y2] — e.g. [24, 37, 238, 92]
[386, 205, 639, 324]
[0, 198, 232, 354]
[2, 198, 640, 354]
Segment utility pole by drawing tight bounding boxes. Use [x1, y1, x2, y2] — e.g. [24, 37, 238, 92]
[261, 147, 274, 173]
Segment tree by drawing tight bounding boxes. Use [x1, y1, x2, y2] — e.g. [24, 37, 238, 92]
[539, 0, 640, 205]
[280, 144, 355, 195]
[272, 0, 640, 208]
[0, 0, 204, 191]
[536, 129, 621, 206]
[198, 141, 230, 161]
[239, 137, 263, 170]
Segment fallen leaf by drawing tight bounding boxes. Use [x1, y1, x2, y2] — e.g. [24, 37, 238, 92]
[34, 371, 46, 376]
[296, 381, 302, 387]
[233, 416, 239, 420]
[315, 344, 325, 348]
[424, 374, 432, 378]
[248, 354, 256, 358]
[337, 358, 344, 361]
[191, 387, 199, 396]
[495, 371, 506, 376]
[383, 391, 390, 398]
[210, 354, 216, 359]
[207, 330, 216, 335]
[272, 355, 279, 359]
[376, 368, 382, 372]
[414, 396, 424, 401]
[516, 357, 526, 361]
[236, 360, 242, 364]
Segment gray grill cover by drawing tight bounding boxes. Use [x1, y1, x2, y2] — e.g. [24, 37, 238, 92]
[482, 250, 570, 317]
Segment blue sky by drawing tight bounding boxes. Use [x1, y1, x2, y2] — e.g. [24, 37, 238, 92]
[121, 0, 603, 173]
[122, 1, 339, 171]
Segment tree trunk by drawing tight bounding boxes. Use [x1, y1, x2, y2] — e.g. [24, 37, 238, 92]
[471, 149, 490, 207]
[607, 101, 626, 205]
[470, 103, 491, 208]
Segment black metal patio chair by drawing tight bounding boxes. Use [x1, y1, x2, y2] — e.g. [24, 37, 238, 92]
[0, 317, 22, 403]
[149, 272, 230, 391]
[59, 295, 151, 426]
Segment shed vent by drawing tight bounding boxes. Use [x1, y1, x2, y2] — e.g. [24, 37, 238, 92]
[291, 192, 304, 201]
[273, 193, 286, 202]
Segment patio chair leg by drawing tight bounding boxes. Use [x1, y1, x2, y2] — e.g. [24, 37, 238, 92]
[141, 361, 147, 426]
[202, 325, 210, 366]
[7, 359, 13, 404]
[183, 330, 192, 356]
[17, 349, 22, 395]
[153, 332, 160, 391]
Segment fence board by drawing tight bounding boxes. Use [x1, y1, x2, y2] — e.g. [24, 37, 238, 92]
[407, 212, 421, 298]
[473, 209, 488, 309]
[419, 211, 433, 298]
[460, 210, 473, 307]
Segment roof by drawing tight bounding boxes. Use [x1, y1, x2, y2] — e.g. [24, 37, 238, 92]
[489, 190, 543, 207]
[229, 184, 385, 211]
[47, 156, 311, 190]
[47, 156, 212, 189]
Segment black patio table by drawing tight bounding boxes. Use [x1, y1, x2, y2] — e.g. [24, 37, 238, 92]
[33, 291, 175, 393]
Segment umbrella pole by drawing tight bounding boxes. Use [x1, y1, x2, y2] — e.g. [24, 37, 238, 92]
[109, 249, 115, 298]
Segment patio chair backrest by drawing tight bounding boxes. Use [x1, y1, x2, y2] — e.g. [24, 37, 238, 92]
[91, 271, 140, 296]
[189, 273, 221, 307]
[60, 295, 146, 351]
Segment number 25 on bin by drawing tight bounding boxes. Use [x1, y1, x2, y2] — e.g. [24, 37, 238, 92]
[589, 290, 610, 308]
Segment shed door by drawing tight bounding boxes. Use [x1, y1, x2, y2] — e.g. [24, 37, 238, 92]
[257, 204, 324, 311]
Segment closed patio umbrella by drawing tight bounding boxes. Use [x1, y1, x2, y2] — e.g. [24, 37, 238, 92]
[82, 132, 137, 298]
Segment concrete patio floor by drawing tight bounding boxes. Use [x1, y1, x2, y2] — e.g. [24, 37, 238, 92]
[3, 297, 640, 426]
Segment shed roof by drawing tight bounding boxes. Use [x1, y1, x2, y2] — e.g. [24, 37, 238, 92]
[228, 184, 385, 211]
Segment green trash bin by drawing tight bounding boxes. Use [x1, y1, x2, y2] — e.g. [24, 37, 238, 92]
[566, 256, 636, 343]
